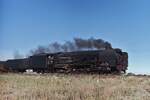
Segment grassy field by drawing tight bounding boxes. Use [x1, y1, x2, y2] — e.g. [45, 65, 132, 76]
[0, 73, 150, 100]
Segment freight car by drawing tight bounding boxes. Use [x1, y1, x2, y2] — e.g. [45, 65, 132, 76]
[0, 61, 9, 72]
[5, 58, 29, 72]
[2, 49, 128, 74]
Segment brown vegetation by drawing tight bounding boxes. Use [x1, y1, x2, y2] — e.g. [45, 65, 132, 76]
[0, 74, 150, 100]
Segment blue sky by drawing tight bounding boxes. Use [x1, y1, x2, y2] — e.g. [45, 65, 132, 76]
[0, 0, 150, 74]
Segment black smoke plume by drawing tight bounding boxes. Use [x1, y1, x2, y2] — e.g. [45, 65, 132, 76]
[30, 37, 112, 55]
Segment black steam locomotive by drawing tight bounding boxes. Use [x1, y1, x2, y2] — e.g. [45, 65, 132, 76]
[1, 49, 128, 74]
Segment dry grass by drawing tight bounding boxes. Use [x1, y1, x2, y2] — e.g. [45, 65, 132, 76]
[0, 73, 150, 100]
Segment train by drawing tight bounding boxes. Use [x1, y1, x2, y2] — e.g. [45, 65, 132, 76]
[0, 48, 128, 74]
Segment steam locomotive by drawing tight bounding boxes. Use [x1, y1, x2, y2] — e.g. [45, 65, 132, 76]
[1, 49, 128, 74]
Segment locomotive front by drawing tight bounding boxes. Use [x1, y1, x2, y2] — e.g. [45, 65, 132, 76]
[114, 49, 128, 73]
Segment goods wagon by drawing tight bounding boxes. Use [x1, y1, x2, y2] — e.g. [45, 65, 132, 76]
[5, 58, 29, 72]
[0, 61, 9, 72]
